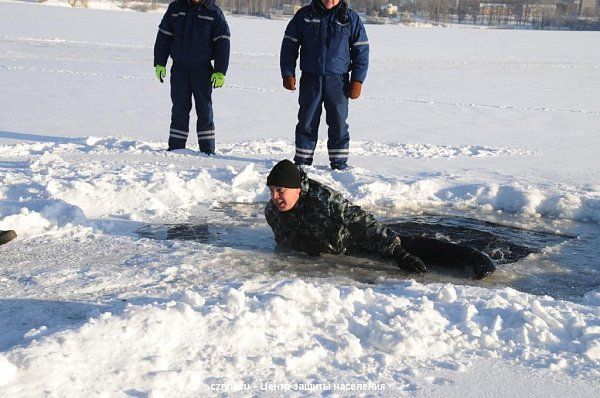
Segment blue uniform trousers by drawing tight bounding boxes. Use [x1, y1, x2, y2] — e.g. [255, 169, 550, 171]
[169, 64, 215, 154]
[294, 73, 350, 167]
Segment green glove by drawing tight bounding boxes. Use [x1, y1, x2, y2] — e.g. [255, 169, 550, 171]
[211, 72, 225, 89]
[155, 65, 166, 83]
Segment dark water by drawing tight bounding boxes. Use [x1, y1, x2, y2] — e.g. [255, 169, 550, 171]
[136, 203, 599, 301]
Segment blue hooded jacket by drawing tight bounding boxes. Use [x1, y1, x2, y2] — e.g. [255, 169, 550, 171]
[153, 0, 230, 73]
[280, 0, 369, 82]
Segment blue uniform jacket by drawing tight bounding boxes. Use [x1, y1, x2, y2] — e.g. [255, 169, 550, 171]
[280, 0, 369, 82]
[154, 0, 230, 73]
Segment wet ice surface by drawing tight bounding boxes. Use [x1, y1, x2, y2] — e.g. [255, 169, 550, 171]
[137, 203, 599, 302]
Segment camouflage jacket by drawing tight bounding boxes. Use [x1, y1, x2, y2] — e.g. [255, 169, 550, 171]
[265, 170, 403, 258]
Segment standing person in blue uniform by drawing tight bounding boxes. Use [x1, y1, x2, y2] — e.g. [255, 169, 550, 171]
[154, 0, 230, 154]
[280, 0, 369, 170]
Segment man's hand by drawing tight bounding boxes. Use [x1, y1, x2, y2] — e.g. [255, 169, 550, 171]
[347, 81, 362, 99]
[283, 76, 296, 91]
[396, 252, 427, 273]
[155, 65, 166, 83]
[211, 72, 225, 89]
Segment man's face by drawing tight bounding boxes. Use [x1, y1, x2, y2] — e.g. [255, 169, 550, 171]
[269, 186, 301, 212]
[321, 0, 341, 10]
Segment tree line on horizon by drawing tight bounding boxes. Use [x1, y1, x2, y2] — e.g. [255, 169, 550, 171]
[213, 0, 599, 29]
[61, 0, 599, 29]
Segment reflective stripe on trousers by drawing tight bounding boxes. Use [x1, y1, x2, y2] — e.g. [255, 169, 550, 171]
[294, 73, 350, 166]
[169, 64, 215, 153]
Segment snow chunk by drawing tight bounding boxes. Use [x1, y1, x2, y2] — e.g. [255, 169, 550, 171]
[335, 335, 364, 361]
[0, 208, 52, 239]
[437, 284, 457, 303]
[231, 164, 265, 202]
[225, 288, 246, 313]
[179, 290, 206, 309]
[549, 358, 568, 372]
[285, 346, 328, 376]
[85, 136, 102, 146]
[585, 340, 600, 361]
[30, 152, 64, 168]
[0, 355, 17, 386]
[275, 279, 322, 305]
[463, 304, 478, 322]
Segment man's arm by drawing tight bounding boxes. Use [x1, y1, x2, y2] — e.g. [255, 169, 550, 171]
[212, 10, 231, 75]
[154, 5, 174, 67]
[349, 14, 369, 83]
[330, 193, 427, 272]
[280, 12, 303, 77]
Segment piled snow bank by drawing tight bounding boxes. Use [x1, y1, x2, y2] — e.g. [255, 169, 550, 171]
[1, 279, 598, 395]
[1, 137, 599, 229]
[40, 160, 267, 220]
[422, 182, 600, 224]
[0, 204, 90, 240]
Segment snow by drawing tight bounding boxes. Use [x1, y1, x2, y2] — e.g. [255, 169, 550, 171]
[1, 1, 599, 396]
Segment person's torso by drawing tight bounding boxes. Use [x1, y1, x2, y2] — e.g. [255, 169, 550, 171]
[297, 2, 356, 76]
[168, 0, 221, 67]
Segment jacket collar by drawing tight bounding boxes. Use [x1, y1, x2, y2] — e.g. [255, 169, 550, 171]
[184, 0, 216, 10]
[311, 0, 348, 22]
[299, 167, 310, 195]
[287, 167, 310, 213]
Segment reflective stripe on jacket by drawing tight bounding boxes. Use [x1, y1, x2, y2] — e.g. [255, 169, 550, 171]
[154, 0, 230, 73]
[280, 0, 369, 82]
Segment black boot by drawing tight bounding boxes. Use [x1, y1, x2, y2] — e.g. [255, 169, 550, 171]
[0, 230, 17, 245]
[331, 162, 350, 171]
[395, 251, 427, 273]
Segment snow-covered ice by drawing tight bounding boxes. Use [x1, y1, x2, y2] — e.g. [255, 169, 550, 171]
[0, 1, 599, 396]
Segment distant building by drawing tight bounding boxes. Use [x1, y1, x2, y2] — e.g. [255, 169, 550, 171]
[479, 3, 512, 17]
[381, 3, 399, 16]
[523, 3, 558, 17]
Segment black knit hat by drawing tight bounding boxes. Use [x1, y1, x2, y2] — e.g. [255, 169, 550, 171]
[266, 159, 302, 188]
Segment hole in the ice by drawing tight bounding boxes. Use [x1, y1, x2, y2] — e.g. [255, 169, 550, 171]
[135, 204, 598, 301]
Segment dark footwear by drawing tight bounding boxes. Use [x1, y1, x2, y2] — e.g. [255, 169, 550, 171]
[396, 252, 428, 273]
[331, 162, 350, 171]
[0, 230, 17, 245]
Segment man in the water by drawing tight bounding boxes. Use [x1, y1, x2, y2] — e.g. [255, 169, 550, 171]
[264, 160, 427, 272]
[264, 160, 496, 279]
